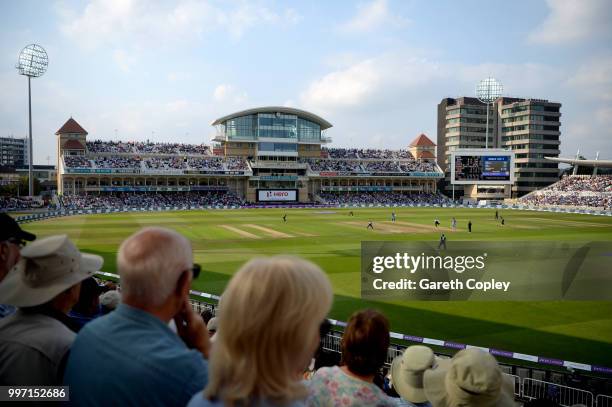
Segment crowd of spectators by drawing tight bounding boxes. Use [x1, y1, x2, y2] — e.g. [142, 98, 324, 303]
[225, 157, 249, 171]
[0, 217, 530, 406]
[544, 175, 612, 192]
[319, 192, 451, 206]
[86, 140, 133, 153]
[187, 158, 224, 171]
[306, 158, 439, 174]
[521, 193, 611, 209]
[86, 140, 211, 155]
[320, 192, 381, 205]
[93, 156, 142, 169]
[59, 192, 244, 210]
[307, 159, 364, 172]
[520, 176, 612, 209]
[65, 154, 248, 172]
[145, 157, 187, 170]
[53, 191, 452, 211]
[362, 161, 401, 173]
[64, 155, 92, 168]
[400, 161, 436, 172]
[325, 148, 412, 160]
[0, 197, 43, 211]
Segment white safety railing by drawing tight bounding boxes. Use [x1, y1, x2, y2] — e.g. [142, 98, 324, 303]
[522, 378, 595, 407]
[597, 395, 612, 407]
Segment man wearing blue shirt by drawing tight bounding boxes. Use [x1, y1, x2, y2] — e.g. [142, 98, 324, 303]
[64, 227, 210, 406]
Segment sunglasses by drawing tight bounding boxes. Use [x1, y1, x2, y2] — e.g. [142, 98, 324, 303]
[7, 238, 26, 248]
[191, 263, 201, 279]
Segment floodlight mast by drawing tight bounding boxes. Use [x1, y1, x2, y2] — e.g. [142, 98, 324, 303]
[476, 77, 503, 149]
[16, 44, 48, 197]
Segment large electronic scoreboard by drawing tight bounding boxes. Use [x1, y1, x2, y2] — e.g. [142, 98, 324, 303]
[451, 150, 514, 185]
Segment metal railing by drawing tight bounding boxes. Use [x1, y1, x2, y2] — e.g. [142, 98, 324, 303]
[522, 378, 595, 406]
[596, 395, 612, 407]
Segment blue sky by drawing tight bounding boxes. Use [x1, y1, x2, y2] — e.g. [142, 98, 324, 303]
[1, 0, 611, 164]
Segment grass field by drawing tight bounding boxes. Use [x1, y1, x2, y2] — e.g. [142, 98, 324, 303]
[17, 207, 612, 367]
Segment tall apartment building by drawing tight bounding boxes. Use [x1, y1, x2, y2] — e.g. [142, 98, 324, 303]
[437, 97, 561, 198]
[0, 136, 28, 168]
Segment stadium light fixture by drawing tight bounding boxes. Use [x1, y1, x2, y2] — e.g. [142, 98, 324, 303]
[476, 77, 503, 149]
[16, 44, 48, 197]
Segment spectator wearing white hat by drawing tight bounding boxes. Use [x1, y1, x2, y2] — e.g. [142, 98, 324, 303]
[423, 348, 517, 407]
[391, 345, 435, 407]
[0, 234, 103, 385]
[64, 227, 209, 407]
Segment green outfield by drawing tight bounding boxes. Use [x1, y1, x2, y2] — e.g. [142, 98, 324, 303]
[17, 207, 612, 366]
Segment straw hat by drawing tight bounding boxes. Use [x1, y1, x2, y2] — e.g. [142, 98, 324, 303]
[424, 348, 516, 407]
[391, 345, 437, 403]
[0, 235, 103, 307]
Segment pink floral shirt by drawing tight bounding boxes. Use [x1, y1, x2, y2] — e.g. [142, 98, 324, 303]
[307, 366, 397, 406]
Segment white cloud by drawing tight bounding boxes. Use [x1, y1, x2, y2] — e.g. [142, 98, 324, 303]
[58, 0, 301, 48]
[567, 56, 612, 101]
[528, 0, 612, 45]
[300, 58, 382, 109]
[213, 84, 247, 105]
[300, 52, 568, 115]
[297, 52, 584, 151]
[338, 0, 408, 33]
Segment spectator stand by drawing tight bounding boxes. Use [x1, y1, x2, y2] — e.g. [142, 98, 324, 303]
[90, 269, 612, 407]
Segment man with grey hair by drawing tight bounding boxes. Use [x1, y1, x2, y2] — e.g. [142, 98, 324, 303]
[64, 227, 209, 406]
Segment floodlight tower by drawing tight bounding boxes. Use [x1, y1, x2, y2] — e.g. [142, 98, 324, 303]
[476, 77, 503, 149]
[16, 44, 48, 197]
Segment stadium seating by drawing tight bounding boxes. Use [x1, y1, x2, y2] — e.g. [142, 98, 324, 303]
[63, 143, 249, 172]
[520, 175, 612, 209]
[86, 140, 211, 155]
[64, 155, 92, 168]
[324, 147, 412, 160]
[0, 197, 44, 211]
[59, 192, 244, 210]
[66, 142, 438, 176]
[319, 192, 451, 206]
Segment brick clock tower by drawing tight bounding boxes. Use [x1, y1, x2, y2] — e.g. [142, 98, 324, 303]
[55, 117, 88, 194]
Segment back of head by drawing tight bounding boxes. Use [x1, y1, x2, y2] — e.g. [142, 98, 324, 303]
[205, 256, 333, 404]
[117, 227, 191, 308]
[72, 277, 102, 315]
[341, 309, 390, 377]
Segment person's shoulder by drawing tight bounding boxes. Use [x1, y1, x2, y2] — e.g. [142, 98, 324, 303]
[0, 311, 74, 342]
[313, 365, 340, 378]
[75, 312, 113, 338]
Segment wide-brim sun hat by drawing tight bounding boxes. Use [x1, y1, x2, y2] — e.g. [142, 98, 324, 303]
[424, 348, 516, 407]
[0, 234, 103, 307]
[391, 345, 437, 403]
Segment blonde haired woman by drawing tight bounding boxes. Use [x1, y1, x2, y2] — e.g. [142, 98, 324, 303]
[188, 256, 333, 407]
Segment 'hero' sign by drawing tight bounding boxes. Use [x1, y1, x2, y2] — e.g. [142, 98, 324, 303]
[257, 189, 298, 202]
